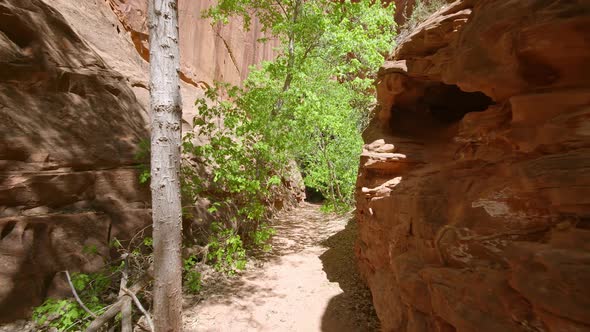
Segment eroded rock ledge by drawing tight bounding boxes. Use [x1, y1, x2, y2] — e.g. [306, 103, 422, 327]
[356, 1, 590, 331]
[0, 0, 150, 321]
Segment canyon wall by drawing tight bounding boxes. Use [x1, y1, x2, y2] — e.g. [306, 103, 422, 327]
[0, 0, 278, 321]
[107, 0, 277, 87]
[356, 0, 590, 331]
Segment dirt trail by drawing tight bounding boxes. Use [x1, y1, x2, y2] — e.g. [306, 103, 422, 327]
[183, 203, 379, 332]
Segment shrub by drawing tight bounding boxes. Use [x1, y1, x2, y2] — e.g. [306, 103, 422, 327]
[183, 254, 203, 293]
[397, 0, 447, 43]
[207, 222, 247, 275]
[33, 272, 111, 331]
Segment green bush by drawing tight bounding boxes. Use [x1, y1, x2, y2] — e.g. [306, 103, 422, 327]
[251, 223, 276, 252]
[33, 272, 110, 331]
[183, 254, 202, 293]
[207, 222, 247, 275]
[134, 138, 151, 185]
[199, 0, 395, 212]
[135, 0, 396, 277]
[33, 237, 154, 331]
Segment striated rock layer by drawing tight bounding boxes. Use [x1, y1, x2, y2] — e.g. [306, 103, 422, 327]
[107, 0, 277, 87]
[0, 0, 150, 321]
[355, 0, 590, 331]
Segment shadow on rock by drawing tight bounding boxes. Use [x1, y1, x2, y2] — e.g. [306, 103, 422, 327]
[320, 217, 380, 332]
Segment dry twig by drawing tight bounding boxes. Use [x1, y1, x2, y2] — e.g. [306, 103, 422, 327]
[65, 271, 97, 318]
[122, 286, 155, 332]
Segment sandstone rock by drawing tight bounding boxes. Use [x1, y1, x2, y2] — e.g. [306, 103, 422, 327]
[361, 177, 403, 201]
[0, 0, 153, 320]
[356, 0, 590, 331]
[106, 0, 277, 87]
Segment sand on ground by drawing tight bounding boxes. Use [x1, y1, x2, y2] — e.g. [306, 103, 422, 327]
[182, 203, 379, 332]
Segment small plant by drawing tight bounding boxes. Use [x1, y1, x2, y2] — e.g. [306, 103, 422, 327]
[82, 244, 99, 256]
[138, 169, 150, 184]
[33, 234, 155, 331]
[207, 222, 247, 275]
[135, 138, 151, 184]
[183, 254, 202, 294]
[251, 223, 276, 252]
[142, 236, 153, 248]
[33, 272, 110, 331]
[34, 298, 92, 331]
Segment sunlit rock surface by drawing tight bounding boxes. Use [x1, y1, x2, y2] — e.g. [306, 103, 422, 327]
[355, 1, 590, 331]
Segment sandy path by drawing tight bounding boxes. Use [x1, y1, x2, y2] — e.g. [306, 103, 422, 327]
[183, 203, 379, 332]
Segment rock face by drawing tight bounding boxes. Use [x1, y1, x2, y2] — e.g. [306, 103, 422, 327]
[107, 0, 277, 87]
[0, 0, 150, 321]
[0, 0, 281, 322]
[355, 1, 590, 331]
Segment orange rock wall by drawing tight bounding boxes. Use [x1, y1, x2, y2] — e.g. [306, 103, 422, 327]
[356, 1, 590, 331]
[108, 0, 277, 87]
[0, 0, 150, 320]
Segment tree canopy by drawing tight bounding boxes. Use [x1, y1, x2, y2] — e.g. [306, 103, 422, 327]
[188, 0, 396, 212]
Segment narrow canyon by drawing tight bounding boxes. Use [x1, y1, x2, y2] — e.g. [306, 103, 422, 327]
[0, 0, 589, 331]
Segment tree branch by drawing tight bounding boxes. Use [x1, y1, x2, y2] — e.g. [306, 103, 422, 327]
[272, 0, 302, 116]
[274, 0, 288, 19]
[85, 301, 124, 332]
[122, 287, 155, 332]
[119, 255, 132, 332]
[85, 272, 151, 332]
[65, 271, 97, 318]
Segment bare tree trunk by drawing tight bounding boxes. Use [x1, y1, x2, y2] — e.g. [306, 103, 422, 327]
[148, 0, 183, 331]
[272, 0, 302, 116]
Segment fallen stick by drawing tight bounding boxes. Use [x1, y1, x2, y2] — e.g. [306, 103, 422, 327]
[122, 286, 155, 332]
[65, 271, 97, 318]
[119, 255, 132, 332]
[85, 271, 150, 332]
[85, 300, 124, 332]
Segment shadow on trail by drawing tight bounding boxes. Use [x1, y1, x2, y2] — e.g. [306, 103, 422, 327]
[184, 203, 341, 308]
[319, 217, 380, 332]
[182, 204, 380, 331]
[252, 203, 345, 262]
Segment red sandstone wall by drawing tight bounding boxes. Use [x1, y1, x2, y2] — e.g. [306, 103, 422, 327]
[356, 1, 590, 331]
[107, 0, 277, 87]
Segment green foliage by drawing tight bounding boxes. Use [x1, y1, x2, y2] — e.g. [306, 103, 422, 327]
[33, 235, 155, 331]
[34, 299, 92, 331]
[199, 0, 396, 211]
[33, 273, 111, 331]
[135, 138, 151, 184]
[82, 244, 98, 256]
[139, 169, 150, 184]
[183, 255, 202, 293]
[398, 0, 446, 42]
[251, 223, 276, 252]
[207, 222, 247, 275]
[182, 84, 282, 250]
[142, 236, 153, 248]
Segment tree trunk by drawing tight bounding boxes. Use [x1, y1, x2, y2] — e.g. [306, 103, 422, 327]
[148, 0, 183, 331]
[272, 0, 302, 116]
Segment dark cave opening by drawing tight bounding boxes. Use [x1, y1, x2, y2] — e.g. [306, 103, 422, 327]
[389, 82, 494, 138]
[304, 186, 325, 203]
